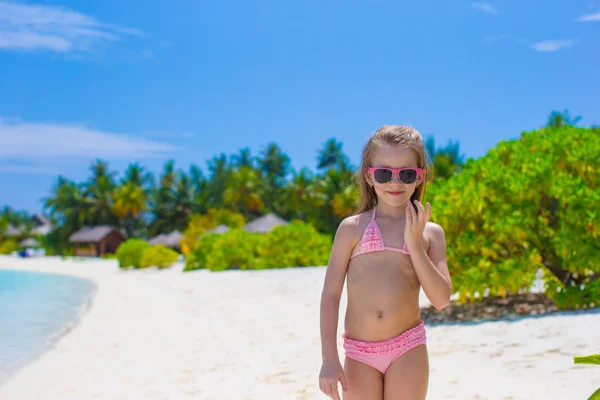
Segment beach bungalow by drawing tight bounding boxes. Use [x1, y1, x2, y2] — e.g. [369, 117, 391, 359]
[20, 238, 40, 248]
[207, 224, 229, 234]
[4, 224, 22, 237]
[69, 226, 126, 257]
[31, 213, 52, 236]
[147, 230, 183, 250]
[242, 213, 288, 234]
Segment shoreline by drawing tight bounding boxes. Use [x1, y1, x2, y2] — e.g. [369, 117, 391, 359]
[0, 260, 99, 386]
[0, 266, 97, 385]
[1, 256, 599, 399]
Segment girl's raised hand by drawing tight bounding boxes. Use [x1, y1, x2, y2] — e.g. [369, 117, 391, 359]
[405, 200, 431, 250]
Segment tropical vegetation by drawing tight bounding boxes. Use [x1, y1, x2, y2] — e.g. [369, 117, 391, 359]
[1, 110, 598, 310]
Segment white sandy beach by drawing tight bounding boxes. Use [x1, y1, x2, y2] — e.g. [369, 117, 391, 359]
[0, 256, 598, 400]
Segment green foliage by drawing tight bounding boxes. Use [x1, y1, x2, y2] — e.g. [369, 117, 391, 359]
[574, 355, 600, 400]
[574, 355, 600, 365]
[184, 222, 331, 272]
[116, 239, 151, 269]
[139, 245, 179, 269]
[427, 125, 599, 308]
[547, 109, 582, 128]
[256, 222, 332, 269]
[0, 239, 19, 254]
[181, 208, 246, 254]
[185, 229, 266, 271]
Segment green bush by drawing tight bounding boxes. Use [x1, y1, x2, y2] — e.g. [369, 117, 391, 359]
[427, 126, 599, 308]
[116, 239, 151, 269]
[184, 222, 332, 272]
[0, 239, 19, 254]
[256, 222, 332, 269]
[139, 245, 179, 269]
[574, 355, 600, 399]
[184, 231, 222, 271]
[185, 229, 266, 272]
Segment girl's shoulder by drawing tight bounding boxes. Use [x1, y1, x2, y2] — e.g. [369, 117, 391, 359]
[424, 221, 447, 252]
[335, 211, 372, 239]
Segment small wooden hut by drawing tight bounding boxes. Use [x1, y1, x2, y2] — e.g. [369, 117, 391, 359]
[69, 226, 125, 257]
[242, 213, 288, 234]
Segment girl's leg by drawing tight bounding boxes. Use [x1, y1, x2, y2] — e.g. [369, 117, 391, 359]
[383, 344, 429, 400]
[343, 356, 384, 400]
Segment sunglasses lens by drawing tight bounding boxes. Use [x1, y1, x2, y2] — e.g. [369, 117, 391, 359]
[399, 169, 417, 183]
[373, 168, 392, 183]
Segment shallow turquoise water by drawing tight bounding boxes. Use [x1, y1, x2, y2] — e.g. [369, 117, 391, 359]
[0, 269, 96, 384]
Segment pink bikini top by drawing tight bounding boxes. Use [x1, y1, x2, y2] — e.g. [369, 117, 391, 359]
[350, 208, 409, 259]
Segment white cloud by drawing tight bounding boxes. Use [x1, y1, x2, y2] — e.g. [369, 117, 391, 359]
[531, 39, 578, 53]
[472, 2, 498, 15]
[0, 1, 143, 53]
[0, 118, 177, 169]
[577, 11, 600, 21]
[0, 163, 64, 175]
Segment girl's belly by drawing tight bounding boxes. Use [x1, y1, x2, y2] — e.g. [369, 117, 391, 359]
[344, 255, 422, 341]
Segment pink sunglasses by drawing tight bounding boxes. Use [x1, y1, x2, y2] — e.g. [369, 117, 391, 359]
[368, 167, 423, 184]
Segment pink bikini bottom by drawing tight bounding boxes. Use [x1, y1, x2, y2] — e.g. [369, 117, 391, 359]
[342, 320, 427, 374]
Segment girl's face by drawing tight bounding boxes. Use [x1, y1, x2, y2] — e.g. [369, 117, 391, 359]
[365, 145, 424, 208]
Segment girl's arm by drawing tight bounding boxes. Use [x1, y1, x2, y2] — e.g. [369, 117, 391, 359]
[320, 217, 357, 361]
[406, 200, 452, 310]
[411, 222, 452, 310]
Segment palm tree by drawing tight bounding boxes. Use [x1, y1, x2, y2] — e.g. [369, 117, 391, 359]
[124, 163, 154, 188]
[317, 138, 349, 170]
[547, 109, 582, 128]
[172, 173, 194, 231]
[190, 165, 210, 214]
[207, 154, 231, 206]
[257, 143, 290, 186]
[112, 182, 146, 238]
[84, 160, 118, 226]
[424, 136, 465, 181]
[231, 148, 255, 168]
[43, 176, 89, 239]
[332, 184, 360, 218]
[223, 166, 264, 218]
[284, 168, 315, 220]
[148, 161, 177, 236]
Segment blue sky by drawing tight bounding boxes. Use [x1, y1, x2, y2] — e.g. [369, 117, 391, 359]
[1, 0, 599, 213]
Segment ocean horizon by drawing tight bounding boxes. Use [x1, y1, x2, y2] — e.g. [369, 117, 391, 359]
[0, 269, 96, 385]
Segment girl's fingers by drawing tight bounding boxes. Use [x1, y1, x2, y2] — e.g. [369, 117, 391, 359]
[409, 201, 418, 223]
[425, 202, 431, 221]
[415, 200, 425, 222]
[330, 382, 340, 400]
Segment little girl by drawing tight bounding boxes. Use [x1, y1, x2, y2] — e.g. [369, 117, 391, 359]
[319, 125, 452, 400]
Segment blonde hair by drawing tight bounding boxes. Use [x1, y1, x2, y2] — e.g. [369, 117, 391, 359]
[355, 125, 432, 214]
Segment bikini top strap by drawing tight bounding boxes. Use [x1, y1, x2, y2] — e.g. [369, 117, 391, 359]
[372, 207, 376, 220]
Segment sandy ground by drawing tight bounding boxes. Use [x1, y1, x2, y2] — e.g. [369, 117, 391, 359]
[0, 256, 599, 400]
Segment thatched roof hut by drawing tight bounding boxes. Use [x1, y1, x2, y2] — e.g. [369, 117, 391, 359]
[4, 224, 22, 237]
[69, 226, 126, 257]
[148, 230, 183, 249]
[242, 213, 288, 234]
[208, 224, 230, 234]
[20, 238, 40, 248]
[31, 214, 50, 227]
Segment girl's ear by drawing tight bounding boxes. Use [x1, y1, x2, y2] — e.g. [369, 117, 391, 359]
[364, 168, 373, 187]
[416, 169, 427, 186]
